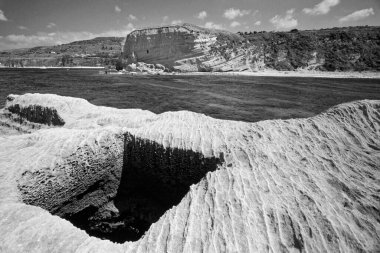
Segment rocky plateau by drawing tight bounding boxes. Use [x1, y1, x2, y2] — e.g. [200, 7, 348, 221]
[0, 93, 379, 252]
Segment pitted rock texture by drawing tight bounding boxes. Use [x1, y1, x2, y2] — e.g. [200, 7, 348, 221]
[17, 130, 124, 215]
[0, 93, 379, 252]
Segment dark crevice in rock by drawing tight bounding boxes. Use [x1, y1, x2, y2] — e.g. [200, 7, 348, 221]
[7, 104, 65, 126]
[74, 180, 103, 202]
[47, 133, 223, 243]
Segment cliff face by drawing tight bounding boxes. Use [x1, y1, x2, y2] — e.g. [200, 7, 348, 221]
[123, 24, 243, 71]
[0, 94, 379, 252]
[124, 25, 205, 66]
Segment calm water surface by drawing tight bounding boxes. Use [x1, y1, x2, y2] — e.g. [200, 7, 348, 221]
[0, 69, 379, 122]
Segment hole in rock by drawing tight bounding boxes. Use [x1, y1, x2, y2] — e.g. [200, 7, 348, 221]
[63, 133, 224, 243]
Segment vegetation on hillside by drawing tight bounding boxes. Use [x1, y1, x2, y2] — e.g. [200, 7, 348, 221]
[238, 26, 380, 71]
[0, 37, 124, 67]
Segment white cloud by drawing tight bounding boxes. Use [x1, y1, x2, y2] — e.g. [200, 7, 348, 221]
[339, 8, 375, 23]
[18, 26, 28, 30]
[163, 16, 169, 22]
[223, 8, 251, 20]
[204, 22, 223, 30]
[230, 21, 241, 28]
[47, 22, 56, 29]
[128, 14, 137, 21]
[171, 20, 183, 25]
[115, 5, 121, 13]
[270, 9, 298, 29]
[0, 24, 135, 51]
[0, 10, 8, 21]
[197, 11, 207, 20]
[303, 0, 339, 15]
[254, 21, 261, 26]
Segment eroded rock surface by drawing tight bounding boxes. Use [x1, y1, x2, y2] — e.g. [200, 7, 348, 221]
[0, 93, 379, 252]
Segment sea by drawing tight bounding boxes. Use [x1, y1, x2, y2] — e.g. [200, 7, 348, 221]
[1, 68, 379, 123]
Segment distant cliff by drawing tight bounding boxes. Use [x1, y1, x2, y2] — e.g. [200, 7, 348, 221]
[0, 37, 124, 68]
[124, 25, 380, 72]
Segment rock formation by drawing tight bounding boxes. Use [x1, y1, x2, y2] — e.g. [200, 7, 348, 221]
[0, 93, 379, 252]
[126, 62, 168, 74]
[123, 23, 245, 72]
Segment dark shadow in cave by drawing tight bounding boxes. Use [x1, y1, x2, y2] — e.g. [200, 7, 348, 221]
[68, 133, 224, 243]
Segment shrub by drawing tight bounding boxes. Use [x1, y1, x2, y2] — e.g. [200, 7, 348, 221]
[115, 60, 123, 71]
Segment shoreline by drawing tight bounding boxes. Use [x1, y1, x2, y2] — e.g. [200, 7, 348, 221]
[173, 70, 380, 79]
[124, 70, 380, 79]
[1, 66, 379, 79]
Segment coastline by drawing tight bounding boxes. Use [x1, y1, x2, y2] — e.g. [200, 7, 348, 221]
[1, 66, 379, 79]
[174, 70, 380, 79]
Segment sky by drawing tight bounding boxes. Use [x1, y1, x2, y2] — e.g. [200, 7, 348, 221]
[0, 0, 379, 50]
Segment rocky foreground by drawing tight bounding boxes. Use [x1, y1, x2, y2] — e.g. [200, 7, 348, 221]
[0, 93, 379, 252]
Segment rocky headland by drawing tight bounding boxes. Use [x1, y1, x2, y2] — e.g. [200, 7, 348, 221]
[0, 93, 379, 252]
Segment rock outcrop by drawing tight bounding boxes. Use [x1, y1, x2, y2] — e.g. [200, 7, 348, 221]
[126, 62, 168, 74]
[123, 23, 244, 72]
[0, 93, 379, 252]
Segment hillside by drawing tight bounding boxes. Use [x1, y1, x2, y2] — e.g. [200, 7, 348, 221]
[237, 26, 380, 71]
[0, 37, 124, 67]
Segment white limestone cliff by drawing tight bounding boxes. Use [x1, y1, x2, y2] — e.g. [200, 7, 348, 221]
[0, 93, 379, 252]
